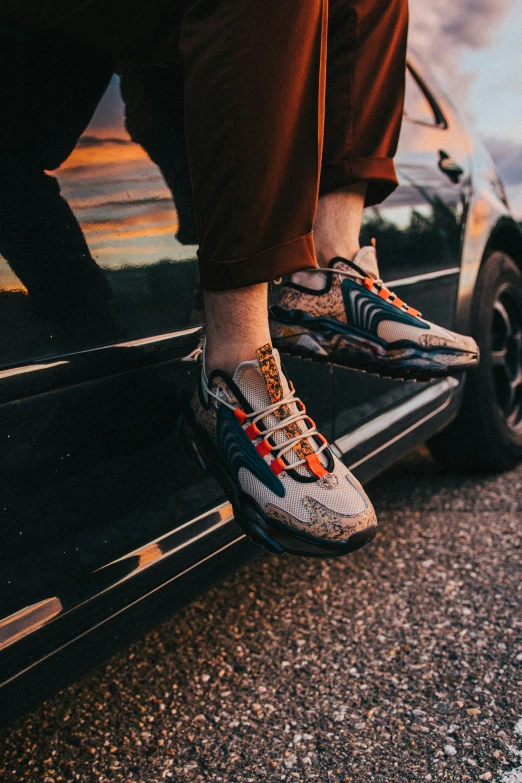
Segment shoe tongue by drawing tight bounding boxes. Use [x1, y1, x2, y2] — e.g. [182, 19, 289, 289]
[232, 343, 290, 411]
[231, 343, 328, 477]
[289, 246, 380, 288]
[332, 246, 380, 281]
[289, 267, 327, 289]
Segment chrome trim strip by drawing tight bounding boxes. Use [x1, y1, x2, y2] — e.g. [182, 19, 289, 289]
[105, 517, 233, 592]
[0, 598, 63, 651]
[97, 502, 233, 568]
[0, 360, 68, 381]
[60, 501, 236, 610]
[112, 326, 202, 350]
[385, 267, 460, 289]
[0, 326, 203, 379]
[94, 514, 235, 595]
[347, 384, 458, 471]
[334, 378, 458, 457]
[0, 535, 246, 689]
[0, 501, 234, 651]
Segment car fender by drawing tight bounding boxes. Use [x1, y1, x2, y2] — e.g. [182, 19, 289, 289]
[456, 136, 522, 334]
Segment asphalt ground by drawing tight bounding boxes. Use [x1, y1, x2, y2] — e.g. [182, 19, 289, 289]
[1, 446, 521, 783]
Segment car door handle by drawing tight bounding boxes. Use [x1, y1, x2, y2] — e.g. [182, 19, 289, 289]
[438, 150, 464, 183]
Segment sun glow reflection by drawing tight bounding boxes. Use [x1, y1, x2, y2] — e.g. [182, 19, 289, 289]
[53, 126, 184, 269]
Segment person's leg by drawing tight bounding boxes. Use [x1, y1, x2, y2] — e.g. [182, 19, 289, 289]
[179, 0, 328, 371]
[271, 0, 479, 380]
[0, 31, 114, 322]
[180, 0, 325, 292]
[313, 0, 408, 267]
[313, 182, 367, 267]
[178, 0, 378, 558]
[120, 0, 327, 373]
[204, 286, 271, 375]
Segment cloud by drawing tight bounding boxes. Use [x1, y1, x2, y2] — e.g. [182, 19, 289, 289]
[408, 0, 514, 100]
[77, 135, 132, 148]
[485, 137, 522, 185]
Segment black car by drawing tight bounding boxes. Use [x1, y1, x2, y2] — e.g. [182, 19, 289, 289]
[1, 50, 521, 725]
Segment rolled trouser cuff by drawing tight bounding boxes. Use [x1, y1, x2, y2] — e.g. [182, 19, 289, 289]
[199, 232, 317, 291]
[320, 156, 399, 207]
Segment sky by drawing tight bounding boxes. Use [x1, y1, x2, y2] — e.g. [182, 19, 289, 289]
[409, 0, 522, 217]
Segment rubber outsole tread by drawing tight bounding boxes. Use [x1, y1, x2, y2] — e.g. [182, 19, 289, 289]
[270, 321, 478, 382]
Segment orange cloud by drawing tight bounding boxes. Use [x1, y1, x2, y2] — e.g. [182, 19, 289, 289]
[58, 136, 149, 170]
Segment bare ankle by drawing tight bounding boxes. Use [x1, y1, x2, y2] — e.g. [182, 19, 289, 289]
[204, 284, 271, 376]
[315, 242, 361, 267]
[313, 182, 367, 267]
[205, 338, 271, 376]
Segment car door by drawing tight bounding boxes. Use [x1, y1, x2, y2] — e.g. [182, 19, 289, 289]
[333, 60, 472, 448]
[0, 54, 249, 670]
[368, 61, 472, 324]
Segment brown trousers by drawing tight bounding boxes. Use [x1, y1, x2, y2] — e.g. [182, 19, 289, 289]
[2, 0, 408, 290]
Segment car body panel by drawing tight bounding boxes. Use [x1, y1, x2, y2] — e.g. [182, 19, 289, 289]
[1, 54, 521, 724]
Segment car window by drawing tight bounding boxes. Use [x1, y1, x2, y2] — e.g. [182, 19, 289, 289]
[404, 68, 439, 126]
[0, 46, 201, 369]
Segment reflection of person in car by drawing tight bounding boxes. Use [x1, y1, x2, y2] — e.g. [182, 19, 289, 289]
[2, 0, 479, 557]
[0, 33, 196, 328]
[0, 34, 113, 327]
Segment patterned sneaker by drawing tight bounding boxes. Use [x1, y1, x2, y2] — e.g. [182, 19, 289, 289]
[270, 245, 479, 380]
[179, 343, 377, 557]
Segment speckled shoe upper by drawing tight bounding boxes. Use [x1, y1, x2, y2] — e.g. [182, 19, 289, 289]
[190, 344, 376, 543]
[271, 246, 479, 379]
[277, 246, 478, 356]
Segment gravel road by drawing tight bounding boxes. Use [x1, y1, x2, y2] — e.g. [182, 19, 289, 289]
[1, 446, 521, 783]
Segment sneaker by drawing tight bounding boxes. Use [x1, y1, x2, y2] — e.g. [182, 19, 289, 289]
[179, 342, 377, 558]
[270, 245, 479, 380]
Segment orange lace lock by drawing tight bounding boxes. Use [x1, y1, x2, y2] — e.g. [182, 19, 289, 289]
[406, 306, 420, 317]
[392, 297, 405, 310]
[256, 439, 273, 457]
[363, 277, 374, 291]
[378, 288, 391, 301]
[234, 408, 247, 425]
[245, 422, 261, 440]
[270, 457, 286, 476]
[305, 453, 329, 478]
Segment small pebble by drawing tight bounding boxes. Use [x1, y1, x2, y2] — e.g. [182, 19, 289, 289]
[284, 754, 297, 769]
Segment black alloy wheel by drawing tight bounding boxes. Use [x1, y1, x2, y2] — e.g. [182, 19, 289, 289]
[491, 288, 522, 435]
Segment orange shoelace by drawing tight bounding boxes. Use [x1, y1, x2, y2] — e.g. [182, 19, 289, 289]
[206, 381, 329, 479]
[320, 266, 423, 319]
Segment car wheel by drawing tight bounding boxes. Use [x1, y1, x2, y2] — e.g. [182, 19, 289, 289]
[428, 250, 522, 473]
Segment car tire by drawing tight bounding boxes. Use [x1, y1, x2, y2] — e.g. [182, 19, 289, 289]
[428, 250, 522, 473]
